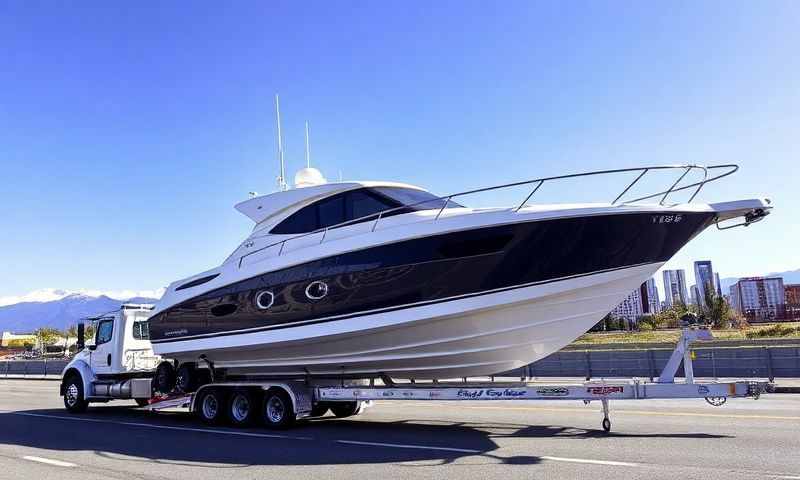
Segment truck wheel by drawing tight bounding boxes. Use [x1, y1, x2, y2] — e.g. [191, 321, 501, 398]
[330, 401, 360, 418]
[261, 388, 295, 429]
[196, 388, 225, 425]
[227, 389, 256, 427]
[153, 361, 176, 394]
[63, 375, 88, 413]
[176, 364, 196, 393]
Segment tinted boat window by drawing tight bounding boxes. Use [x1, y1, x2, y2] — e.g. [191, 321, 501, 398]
[317, 194, 346, 229]
[271, 202, 320, 234]
[346, 189, 397, 220]
[370, 187, 462, 210]
[271, 187, 453, 235]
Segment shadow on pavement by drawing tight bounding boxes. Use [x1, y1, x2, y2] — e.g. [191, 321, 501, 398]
[0, 406, 730, 467]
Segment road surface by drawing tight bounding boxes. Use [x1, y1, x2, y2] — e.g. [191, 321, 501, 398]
[0, 379, 798, 479]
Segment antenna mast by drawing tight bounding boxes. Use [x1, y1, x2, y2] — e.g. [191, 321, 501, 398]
[304, 121, 311, 168]
[275, 94, 287, 191]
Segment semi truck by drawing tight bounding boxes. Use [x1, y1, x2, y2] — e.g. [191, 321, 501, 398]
[60, 303, 768, 432]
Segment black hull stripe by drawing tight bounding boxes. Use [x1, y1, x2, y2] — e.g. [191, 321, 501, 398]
[150, 261, 657, 344]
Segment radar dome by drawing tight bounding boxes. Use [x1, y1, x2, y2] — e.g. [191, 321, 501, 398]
[294, 167, 327, 188]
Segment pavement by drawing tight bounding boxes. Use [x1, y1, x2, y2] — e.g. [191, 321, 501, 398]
[0, 379, 799, 480]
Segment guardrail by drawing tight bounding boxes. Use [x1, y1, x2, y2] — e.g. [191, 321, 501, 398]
[238, 163, 739, 267]
[500, 345, 800, 382]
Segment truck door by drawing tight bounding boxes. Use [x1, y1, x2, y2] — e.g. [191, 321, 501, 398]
[90, 318, 115, 375]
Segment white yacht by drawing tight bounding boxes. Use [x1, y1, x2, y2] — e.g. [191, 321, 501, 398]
[148, 164, 771, 380]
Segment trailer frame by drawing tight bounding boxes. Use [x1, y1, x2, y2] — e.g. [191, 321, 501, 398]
[144, 326, 769, 432]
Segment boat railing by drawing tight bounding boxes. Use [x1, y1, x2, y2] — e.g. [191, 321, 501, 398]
[238, 163, 738, 268]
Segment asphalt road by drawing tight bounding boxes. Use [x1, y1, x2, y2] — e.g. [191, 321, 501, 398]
[0, 379, 798, 480]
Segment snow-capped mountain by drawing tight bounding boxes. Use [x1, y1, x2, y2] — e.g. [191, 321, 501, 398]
[0, 288, 164, 333]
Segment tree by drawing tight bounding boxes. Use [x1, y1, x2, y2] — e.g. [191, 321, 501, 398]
[701, 285, 734, 329]
[655, 301, 689, 328]
[637, 314, 662, 331]
[34, 327, 63, 352]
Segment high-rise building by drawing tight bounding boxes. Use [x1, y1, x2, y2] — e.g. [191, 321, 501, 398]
[663, 269, 688, 307]
[642, 278, 660, 314]
[694, 260, 716, 306]
[690, 284, 699, 305]
[730, 277, 786, 322]
[786, 284, 800, 305]
[714, 272, 722, 296]
[610, 286, 645, 328]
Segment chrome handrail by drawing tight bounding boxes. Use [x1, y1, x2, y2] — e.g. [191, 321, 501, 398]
[238, 163, 738, 268]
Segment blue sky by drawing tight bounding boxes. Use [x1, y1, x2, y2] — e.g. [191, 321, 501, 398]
[1, 1, 798, 300]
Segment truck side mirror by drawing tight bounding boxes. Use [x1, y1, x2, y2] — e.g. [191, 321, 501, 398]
[77, 323, 85, 351]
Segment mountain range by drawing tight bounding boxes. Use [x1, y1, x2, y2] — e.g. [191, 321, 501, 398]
[0, 289, 162, 333]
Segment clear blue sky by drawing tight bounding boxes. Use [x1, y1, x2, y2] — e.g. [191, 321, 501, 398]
[1, 1, 798, 299]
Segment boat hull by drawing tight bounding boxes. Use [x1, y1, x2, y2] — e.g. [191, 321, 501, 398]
[149, 207, 719, 378]
[155, 262, 662, 379]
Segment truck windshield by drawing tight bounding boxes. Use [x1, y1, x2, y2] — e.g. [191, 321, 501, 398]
[133, 321, 150, 340]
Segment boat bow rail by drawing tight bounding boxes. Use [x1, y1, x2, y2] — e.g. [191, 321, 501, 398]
[238, 164, 741, 268]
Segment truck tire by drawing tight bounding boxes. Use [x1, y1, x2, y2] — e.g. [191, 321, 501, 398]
[153, 361, 176, 394]
[63, 374, 89, 413]
[176, 363, 196, 393]
[227, 388, 257, 427]
[330, 401, 360, 418]
[261, 388, 295, 429]
[196, 387, 226, 425]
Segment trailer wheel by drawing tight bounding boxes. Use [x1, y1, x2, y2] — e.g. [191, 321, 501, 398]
[228, 389, 256, 427]
[330, 401, 360, 418]
[261, 388, 295, 429]
[196, 388, 225, 425]
[63, 374, 88, 413]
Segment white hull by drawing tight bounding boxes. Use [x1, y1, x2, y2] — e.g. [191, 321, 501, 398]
[155, 262, 662, 379]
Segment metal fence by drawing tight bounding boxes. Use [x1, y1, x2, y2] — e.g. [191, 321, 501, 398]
[501, 345, 800, 381]
[1, 346, 799, 381]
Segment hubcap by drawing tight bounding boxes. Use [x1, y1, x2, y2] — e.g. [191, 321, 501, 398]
[231, 394, 250, 422]
[202, 393, 219, 419]
[266, 396, 285, 423]
[66, 383, 78, 406]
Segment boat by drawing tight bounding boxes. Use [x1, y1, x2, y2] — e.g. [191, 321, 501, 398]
[147, 163, 771, 380]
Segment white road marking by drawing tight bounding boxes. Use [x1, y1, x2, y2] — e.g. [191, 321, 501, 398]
[22, 456, 77, 467]
[336, 439, 480, 453]
[11, 412, 313, 441]
[541, 455, 639, 467]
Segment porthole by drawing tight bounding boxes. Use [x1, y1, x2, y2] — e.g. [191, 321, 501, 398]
[305, 281, 329, 300]
[255, 290, 275, 310]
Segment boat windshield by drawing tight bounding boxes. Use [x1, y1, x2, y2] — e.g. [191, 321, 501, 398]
[369, 187, 463, 210]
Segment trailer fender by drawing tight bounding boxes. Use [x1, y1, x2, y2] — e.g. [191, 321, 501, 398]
[60, 360, 96, 398]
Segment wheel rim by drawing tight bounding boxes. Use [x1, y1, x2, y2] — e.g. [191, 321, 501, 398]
[231, 394, 250, 422]
[266, 396, 285, 423]
[66, 383, 79, 406]
[202, 393, 219, 419]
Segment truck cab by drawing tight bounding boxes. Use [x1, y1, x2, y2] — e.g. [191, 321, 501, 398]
[60, 304, 160, 412]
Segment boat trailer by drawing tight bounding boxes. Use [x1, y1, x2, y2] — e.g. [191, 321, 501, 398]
[146, 325, 769, 432]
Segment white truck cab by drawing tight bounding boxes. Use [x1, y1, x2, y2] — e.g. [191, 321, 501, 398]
[61, 304, 160, 412]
